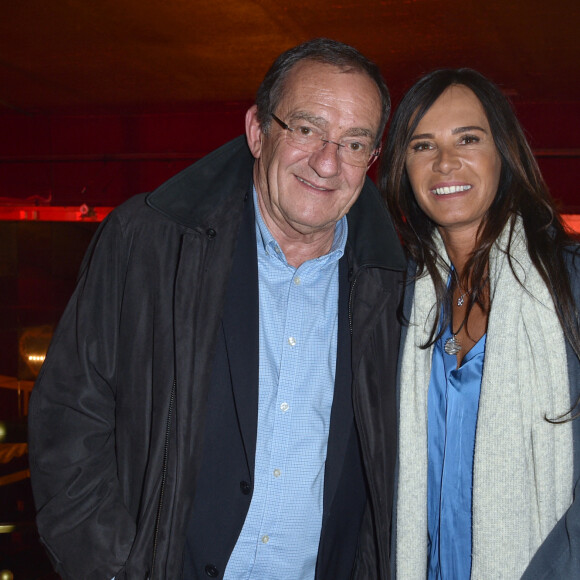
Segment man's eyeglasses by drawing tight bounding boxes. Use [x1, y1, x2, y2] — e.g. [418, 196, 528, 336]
[270, 114, 380, 168]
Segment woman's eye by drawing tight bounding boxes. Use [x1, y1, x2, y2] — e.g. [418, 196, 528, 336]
[460, 135, 480, 145]
[298, 126, 314, 136]
[411, 142, 432, 152]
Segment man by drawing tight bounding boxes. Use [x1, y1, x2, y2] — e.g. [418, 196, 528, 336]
[28, 38, 406, 579]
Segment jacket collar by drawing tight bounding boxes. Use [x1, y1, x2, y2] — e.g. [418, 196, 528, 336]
[146, 135, 406, 271]
[146, 135, 253, 230]
[346, 171, 406, 272]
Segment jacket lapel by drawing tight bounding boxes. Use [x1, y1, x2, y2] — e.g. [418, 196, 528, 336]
[323, 257, 355, 516]
[222, 193, 260, 479]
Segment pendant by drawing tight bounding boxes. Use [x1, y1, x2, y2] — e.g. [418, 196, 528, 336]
[456, 289, 470, 307]
[444, 335, 461, 355]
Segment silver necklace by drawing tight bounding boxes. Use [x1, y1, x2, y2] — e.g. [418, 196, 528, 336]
[444, 317, 466, 356]
[457, 289, 470, 307]
[453, 269, 470, 307]
[445, 270, 471, 354]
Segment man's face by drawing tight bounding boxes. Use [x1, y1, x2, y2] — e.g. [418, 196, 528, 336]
[246, 60, 382, 242]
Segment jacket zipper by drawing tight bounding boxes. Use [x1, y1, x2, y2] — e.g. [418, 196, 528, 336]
[348, 268, 362, 335]
[150, 379, 176, 579]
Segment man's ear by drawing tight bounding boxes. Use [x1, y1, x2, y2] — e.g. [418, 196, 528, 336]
[245, 105, 263, 159]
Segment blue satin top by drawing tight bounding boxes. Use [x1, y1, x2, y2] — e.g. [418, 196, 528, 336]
[427, 322, 486, 579]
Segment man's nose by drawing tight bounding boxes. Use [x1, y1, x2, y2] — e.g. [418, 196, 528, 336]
[308, 140, 341, 177]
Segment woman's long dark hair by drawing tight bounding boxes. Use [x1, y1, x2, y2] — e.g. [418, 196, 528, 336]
[380, 68, 580, 416]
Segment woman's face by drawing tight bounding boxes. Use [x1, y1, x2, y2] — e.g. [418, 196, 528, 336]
[405, 84, 502, 239]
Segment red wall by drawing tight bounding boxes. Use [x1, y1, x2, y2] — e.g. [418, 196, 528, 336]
[0, 100, 578, 210]
[0, 103, 250, 208]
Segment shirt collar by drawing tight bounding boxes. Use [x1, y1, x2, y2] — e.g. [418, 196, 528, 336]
[253, 186, 347, 266]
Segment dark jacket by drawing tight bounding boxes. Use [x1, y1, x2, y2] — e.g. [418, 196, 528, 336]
[28, 136, 406, 580]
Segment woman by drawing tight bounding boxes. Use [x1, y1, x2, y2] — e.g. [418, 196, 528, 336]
[380, 68, 580, 579]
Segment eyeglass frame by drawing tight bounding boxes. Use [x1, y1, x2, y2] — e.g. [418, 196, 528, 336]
[269, 113, 381, 168]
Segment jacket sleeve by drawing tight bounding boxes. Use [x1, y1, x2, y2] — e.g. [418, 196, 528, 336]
[28, 212, 136, 580]
[521, 474, 580, 579]
[522, 247, 580, 579]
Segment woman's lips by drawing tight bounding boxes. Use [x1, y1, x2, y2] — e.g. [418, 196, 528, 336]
[430, 184, 472, 195]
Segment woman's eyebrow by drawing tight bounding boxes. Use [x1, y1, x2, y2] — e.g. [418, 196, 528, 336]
[409, 126, 488, 141]
[451, 125, 488, 134]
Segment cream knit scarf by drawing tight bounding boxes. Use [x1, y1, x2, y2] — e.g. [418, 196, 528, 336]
[396, 218, 574, 579]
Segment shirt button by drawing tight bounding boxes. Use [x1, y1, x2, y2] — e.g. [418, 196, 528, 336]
[262, 535, 270, 544]
[204, 564, 219, 577]
[293, 276, 301, 285]
[280, 402, 289, 412]
[273, 468, 281, 478]
[288, 336, 296, 347]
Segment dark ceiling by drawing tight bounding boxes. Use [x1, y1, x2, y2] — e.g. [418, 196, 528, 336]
[1, 0, 579, 114]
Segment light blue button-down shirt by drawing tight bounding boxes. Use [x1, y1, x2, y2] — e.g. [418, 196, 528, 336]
[427, 321, 486, 580]
[224, 189, 347, 579]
